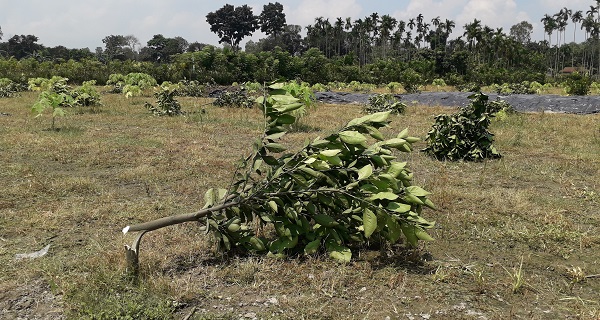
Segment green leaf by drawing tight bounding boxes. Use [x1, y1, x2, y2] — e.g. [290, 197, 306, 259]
[383, 138, 407, 148]
[52, 107, 65, 117]
[347, 111, 390, 127]
[276, 114, 296, 125]
[403, 193, 424, 205]
[313, 214, 339, 227]
[401, 224, 418, 246]
[387, 162, 408, 178]
[265, 131, 286, 141]
[339, 131, 367, 145]
[369, 192, 399, 201]
[386, 215, 402, 243]
[415, 228, 434, 241]
[365, 125, 385, 141]
[357, 165, 373, 180]
[319, 149, 341, 157]
[265, 143, 286, 153]
[273, 102, 304, 113]
[363, 208, 377, 238]
[326, 241, 352, 263]
[406, 186, 431, 197]
[304, 239, 321, 254]
[397, 128, 409, 139]
[387, 202, 412, 213]
[268, 200, 278, 213]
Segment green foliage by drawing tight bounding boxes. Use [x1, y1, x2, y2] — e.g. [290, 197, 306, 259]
[144, 82, 182, 116]
[282, 81, 315, 108]
[491, 82, 536, 95]
[242, 81, 263, 95]
[563, 72, 592, 96]
[432, 78, 447, 91]
[311, 83, 328, 92]
[176, 80, 204, 97]
[348, 81, 376, 93]
[364, 93, 406, 115]
[213, 89, 254, 108]
[31, 90, 73, 130]
[423, 92, 502, 161]
[591, 82, 600, 94]
[199, 83, 435, 262]
[28, 76, 71, 94]
[456, 82, 481, 93]
[386, 82, 402, 93]
[0, 78, 25, 97]
[399, 68, 424, 94]
[107, 73, 158, 95]
[71, 80, 102, 107]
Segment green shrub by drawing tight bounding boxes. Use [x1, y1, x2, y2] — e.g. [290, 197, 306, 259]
[176, 80, 204, 97]
[71, 80, 102, 107]
[107, 73, 157, 95]
[364, 94, 406, 115]
[0, 78, 25, 97]
[456, 82, 481, 93]
[423, 92, 502, 161]
[591, 82, 600, 94]
[213, 90, 254, 108]
[387, 82, 402, 93]
[563, 72, 592, 96]
[399, 68, 423, 94]
[144, 82, 182, 116]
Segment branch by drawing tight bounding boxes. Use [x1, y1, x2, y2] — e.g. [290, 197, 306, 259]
[122, 200, 240, 234]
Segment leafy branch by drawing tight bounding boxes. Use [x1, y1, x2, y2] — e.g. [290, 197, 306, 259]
[123, 83, 435, 276]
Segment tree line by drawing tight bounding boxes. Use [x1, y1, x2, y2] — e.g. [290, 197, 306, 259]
[0, 1, 599, 86]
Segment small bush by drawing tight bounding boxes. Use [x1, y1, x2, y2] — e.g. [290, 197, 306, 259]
[71, 80, 102, 107]
[213, 90, 254, 108]
[563, 72, 592, 96]
[399, 68, 423, 94]
[107, 73, 157, 95]
[176, 80, 204, 97]
[144, 82, 182, 116]
[387, 82, 402, 93]
[364, 94, 406, 114]
[423, 92, 502, 161]
[456, 82, 481, 93]
[0, 78, 25, 97]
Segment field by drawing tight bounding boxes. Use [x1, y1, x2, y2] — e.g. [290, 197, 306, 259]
[1, 91, 600, 319]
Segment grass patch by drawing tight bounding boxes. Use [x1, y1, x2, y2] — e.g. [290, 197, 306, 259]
[0, 91, 599, 318]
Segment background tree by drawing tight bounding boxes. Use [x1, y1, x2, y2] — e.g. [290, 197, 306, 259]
[7, 34, 43, 59]
[259, 2, 286, 38]
[206, 4, 259, 50]
[509, 21, 533, 44]
[102, 35, 128, 61]
[139, 34, 187, 62]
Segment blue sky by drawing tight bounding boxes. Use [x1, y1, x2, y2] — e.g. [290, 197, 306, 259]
[0, 0, 595, 50]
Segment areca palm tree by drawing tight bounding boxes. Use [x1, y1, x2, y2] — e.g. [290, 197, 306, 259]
[379, 14, 397, 58]
[541, 14, 557, 47]
[572, 10, 584, 43]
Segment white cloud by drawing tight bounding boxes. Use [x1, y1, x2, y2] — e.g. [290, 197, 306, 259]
[288, 0, 362, 26]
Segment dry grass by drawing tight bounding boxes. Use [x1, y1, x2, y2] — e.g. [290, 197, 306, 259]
[1, 91, 600, 319]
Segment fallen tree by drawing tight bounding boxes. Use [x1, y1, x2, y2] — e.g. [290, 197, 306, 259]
[123, 83, 436, 275]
